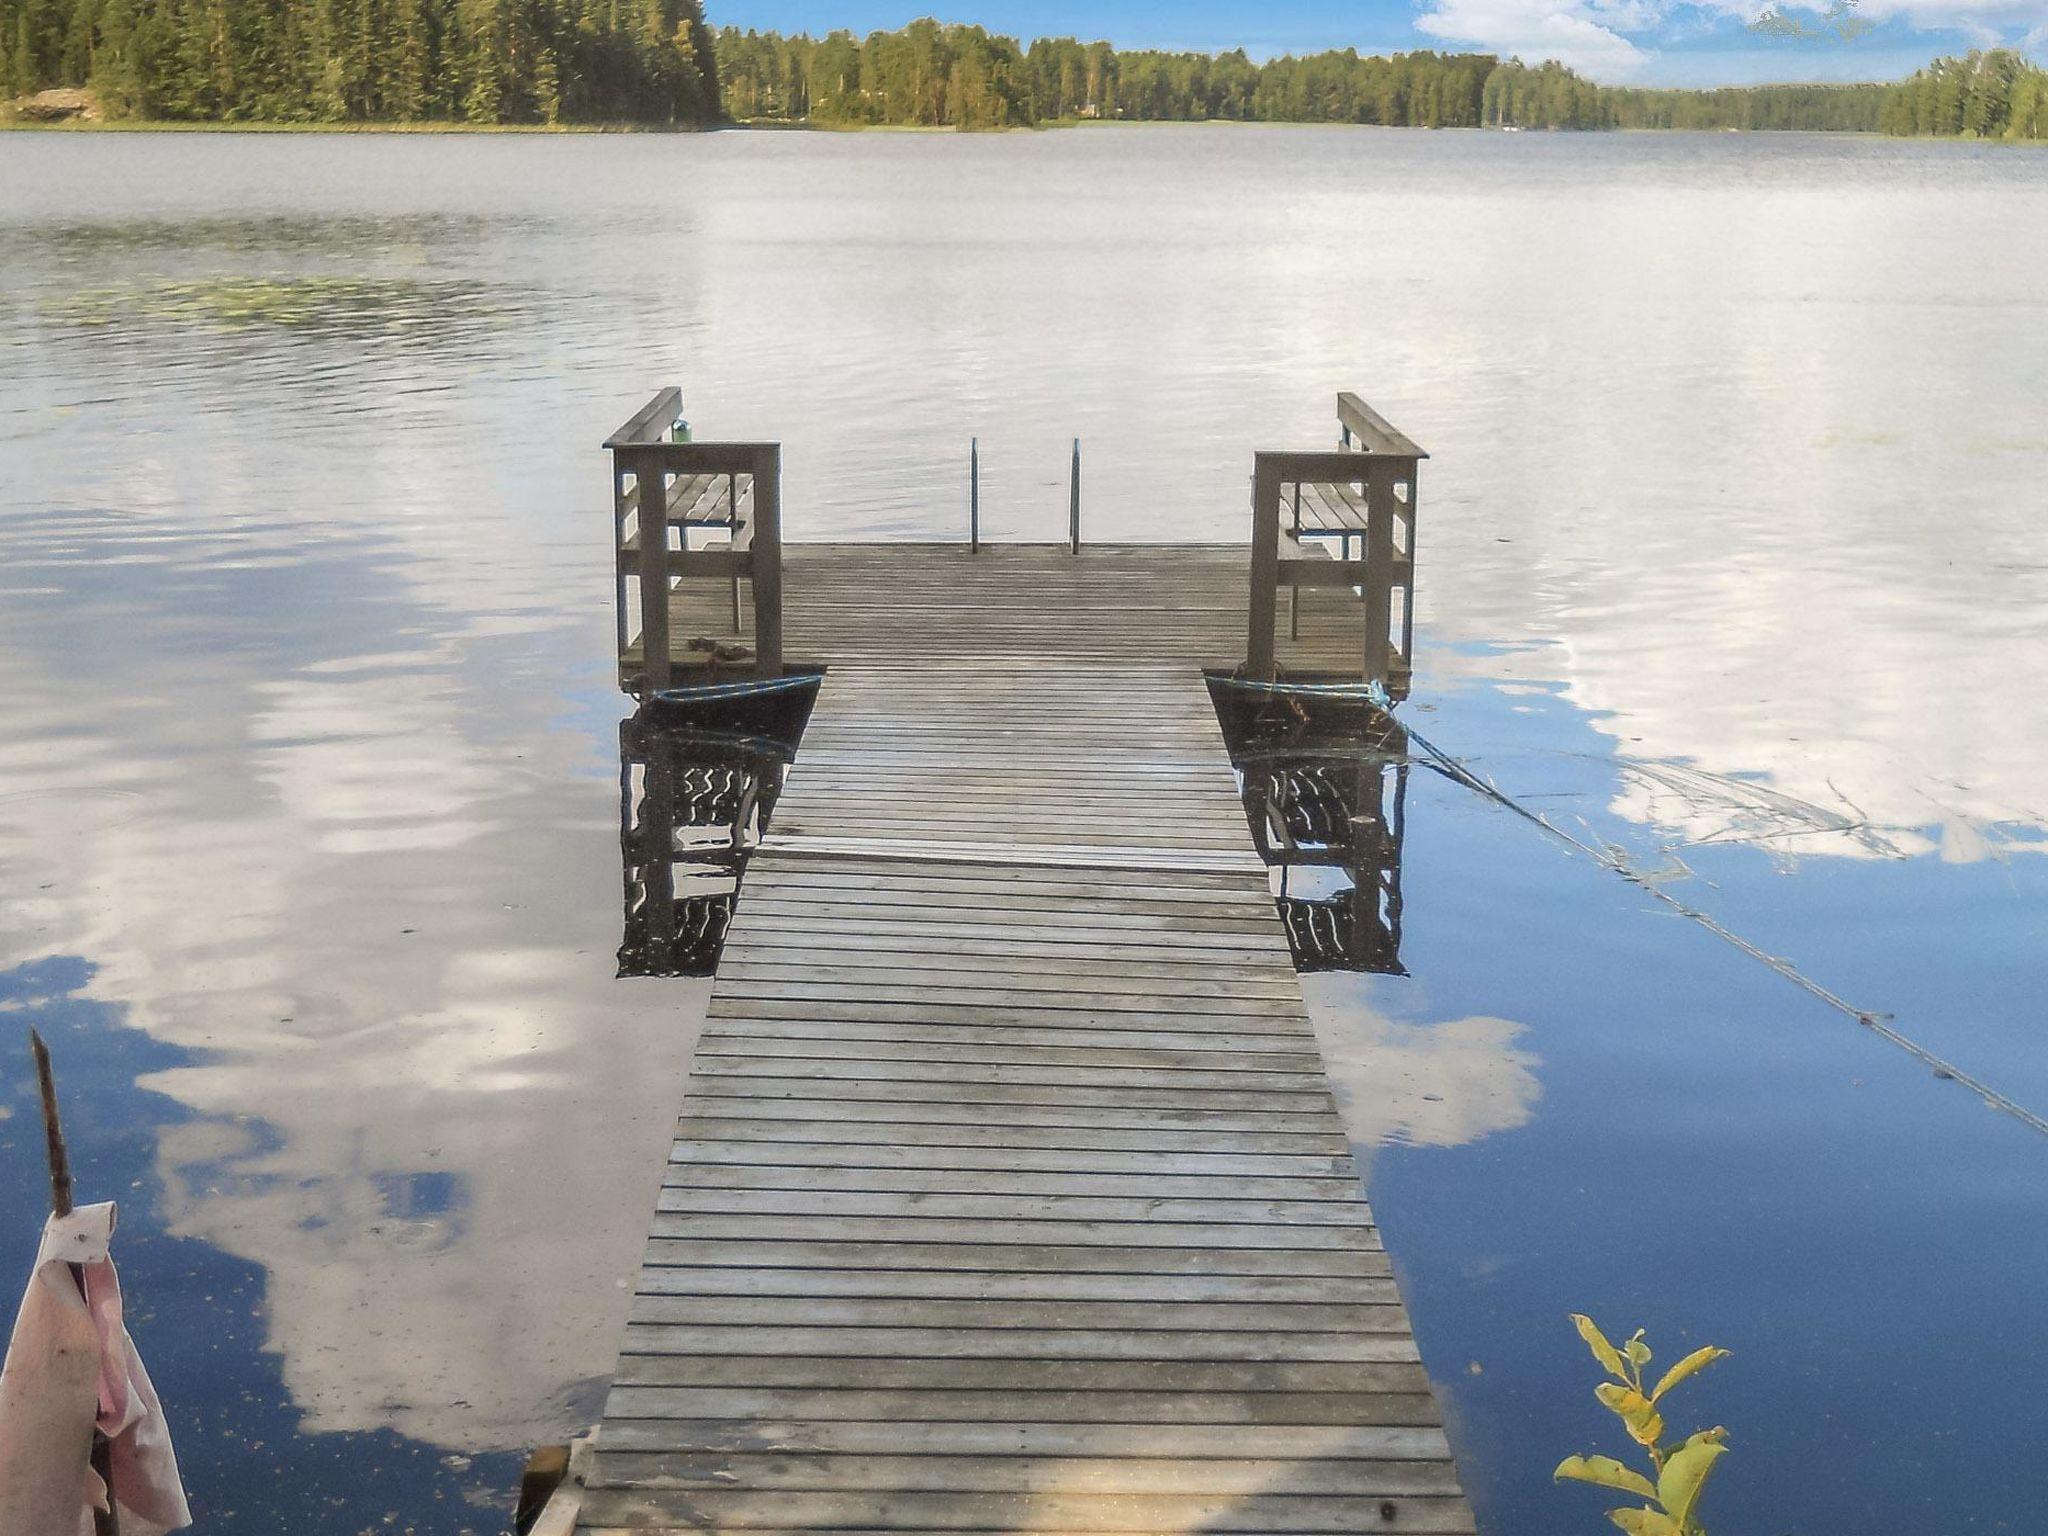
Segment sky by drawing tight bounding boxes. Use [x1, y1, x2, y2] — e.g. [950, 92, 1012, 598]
[706, 0, 2048, 84]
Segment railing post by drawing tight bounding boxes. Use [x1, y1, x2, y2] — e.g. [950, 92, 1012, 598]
[612, 457, 632, 664]
[624, 446, 671, 693]
[1362, 458, 1401, 687]
[1398, 465, 1418, 672]
[970, 438, 980, 553]
[1247, 454, 1282, 679]
[1069, 438, 1080, 555]
[1289, 480, 1303, 640]
[751, 445, 783, 680]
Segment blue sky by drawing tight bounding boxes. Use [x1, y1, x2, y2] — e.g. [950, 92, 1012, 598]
[708, 0, 2047, 84]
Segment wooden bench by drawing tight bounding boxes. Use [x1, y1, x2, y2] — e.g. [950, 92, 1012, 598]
[1246, 392, 1426, 693]
[608, 388, 783, 691]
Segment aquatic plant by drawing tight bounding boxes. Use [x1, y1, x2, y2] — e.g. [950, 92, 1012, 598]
[1555, 1315, 1730, 1536]
[38, 277, 516, 339]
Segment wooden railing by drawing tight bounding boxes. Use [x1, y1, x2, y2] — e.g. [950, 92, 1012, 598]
[608, 388, 783, 691]
[1246, 392, 1425, 690]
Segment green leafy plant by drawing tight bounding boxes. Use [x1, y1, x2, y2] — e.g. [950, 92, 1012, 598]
[1555, 1314, 1731, 1536]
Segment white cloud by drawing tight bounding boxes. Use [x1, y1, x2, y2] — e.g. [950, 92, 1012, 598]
[1691, 0, 2048, 38]
[1418, 0, 1655, 75]
[1418, 0, 2048, 80]
[1306, 991, 1545, 1154]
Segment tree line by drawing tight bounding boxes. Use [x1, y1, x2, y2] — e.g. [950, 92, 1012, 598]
[0, 0, 721, 123]
[4, 2, 2043, 140]
[1877, 50, 2047, 139]
[716, 26, 2045, 139]
[716, 28, 1519, 130]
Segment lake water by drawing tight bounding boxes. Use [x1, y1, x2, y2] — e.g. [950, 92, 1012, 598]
[2, 124, 2045, 1534]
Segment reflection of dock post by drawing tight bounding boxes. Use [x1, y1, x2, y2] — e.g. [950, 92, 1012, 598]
[621, 715, 680, 960]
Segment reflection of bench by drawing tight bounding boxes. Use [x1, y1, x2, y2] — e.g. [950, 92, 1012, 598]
[617, 714, 798, 978]
[1210, 683, 1411, 976]
[1244, 752, 1410, 976]
[1247, 392, 1424, 694]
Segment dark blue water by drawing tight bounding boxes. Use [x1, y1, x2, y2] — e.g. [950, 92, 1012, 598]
[0, 961, 520, 1532]
[1326, 662, 2048, 1534]
[1, 127, 2043, 1532]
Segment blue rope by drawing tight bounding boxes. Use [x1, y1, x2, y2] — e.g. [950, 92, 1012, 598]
[1216, 674, 2045, 1133]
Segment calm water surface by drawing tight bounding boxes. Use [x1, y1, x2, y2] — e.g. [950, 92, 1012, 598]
[1, 125, 2045, 1533]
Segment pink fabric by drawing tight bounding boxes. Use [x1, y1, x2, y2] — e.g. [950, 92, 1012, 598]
[0, 1204, 191, 1535]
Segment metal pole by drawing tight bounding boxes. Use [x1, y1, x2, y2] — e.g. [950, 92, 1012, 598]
[727, 470, 741, 632]
[970, 438, 979, 553]
[1068, 438, 1080, 555]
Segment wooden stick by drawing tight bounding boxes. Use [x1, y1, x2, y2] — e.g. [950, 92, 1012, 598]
[30, 1030, 73, 1219]
[28, 1031, 119, 1536]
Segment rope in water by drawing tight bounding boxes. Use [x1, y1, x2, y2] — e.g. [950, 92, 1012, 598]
[650, 672, 820, 704]
[1214, 676, 1393, 698]
[1244, 676, 2048, 1138]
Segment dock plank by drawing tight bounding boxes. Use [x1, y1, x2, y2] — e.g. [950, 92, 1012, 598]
[580, 544, 1467, 1534]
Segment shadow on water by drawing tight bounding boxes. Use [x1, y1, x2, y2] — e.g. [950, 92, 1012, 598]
[617, 676, 821, 978]
[0, 958, 519, 1534]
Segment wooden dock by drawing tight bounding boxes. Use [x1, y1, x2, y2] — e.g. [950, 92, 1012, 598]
[568, 398, 1467, 1535]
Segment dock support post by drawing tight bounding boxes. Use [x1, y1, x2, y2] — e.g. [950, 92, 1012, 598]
[1362, 458, 1398, 688]
[1289, 480, 1303, 641]
[970, 439, 979, 553]
[1247, 453, 1281, 679]
[751, 445, 783, 680]
[1069, 439, 1080, 555]
[625, 447, 671, 692]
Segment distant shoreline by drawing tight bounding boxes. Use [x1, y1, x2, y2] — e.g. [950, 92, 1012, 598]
[6, 18, 2040, 141]
[0, 117, 1971, 140]
[0, 117, 697, 134]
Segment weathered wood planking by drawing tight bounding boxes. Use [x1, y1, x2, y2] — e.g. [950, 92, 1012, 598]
[581, 544, 1469, 1534]
[648, 542, 1379, 679]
